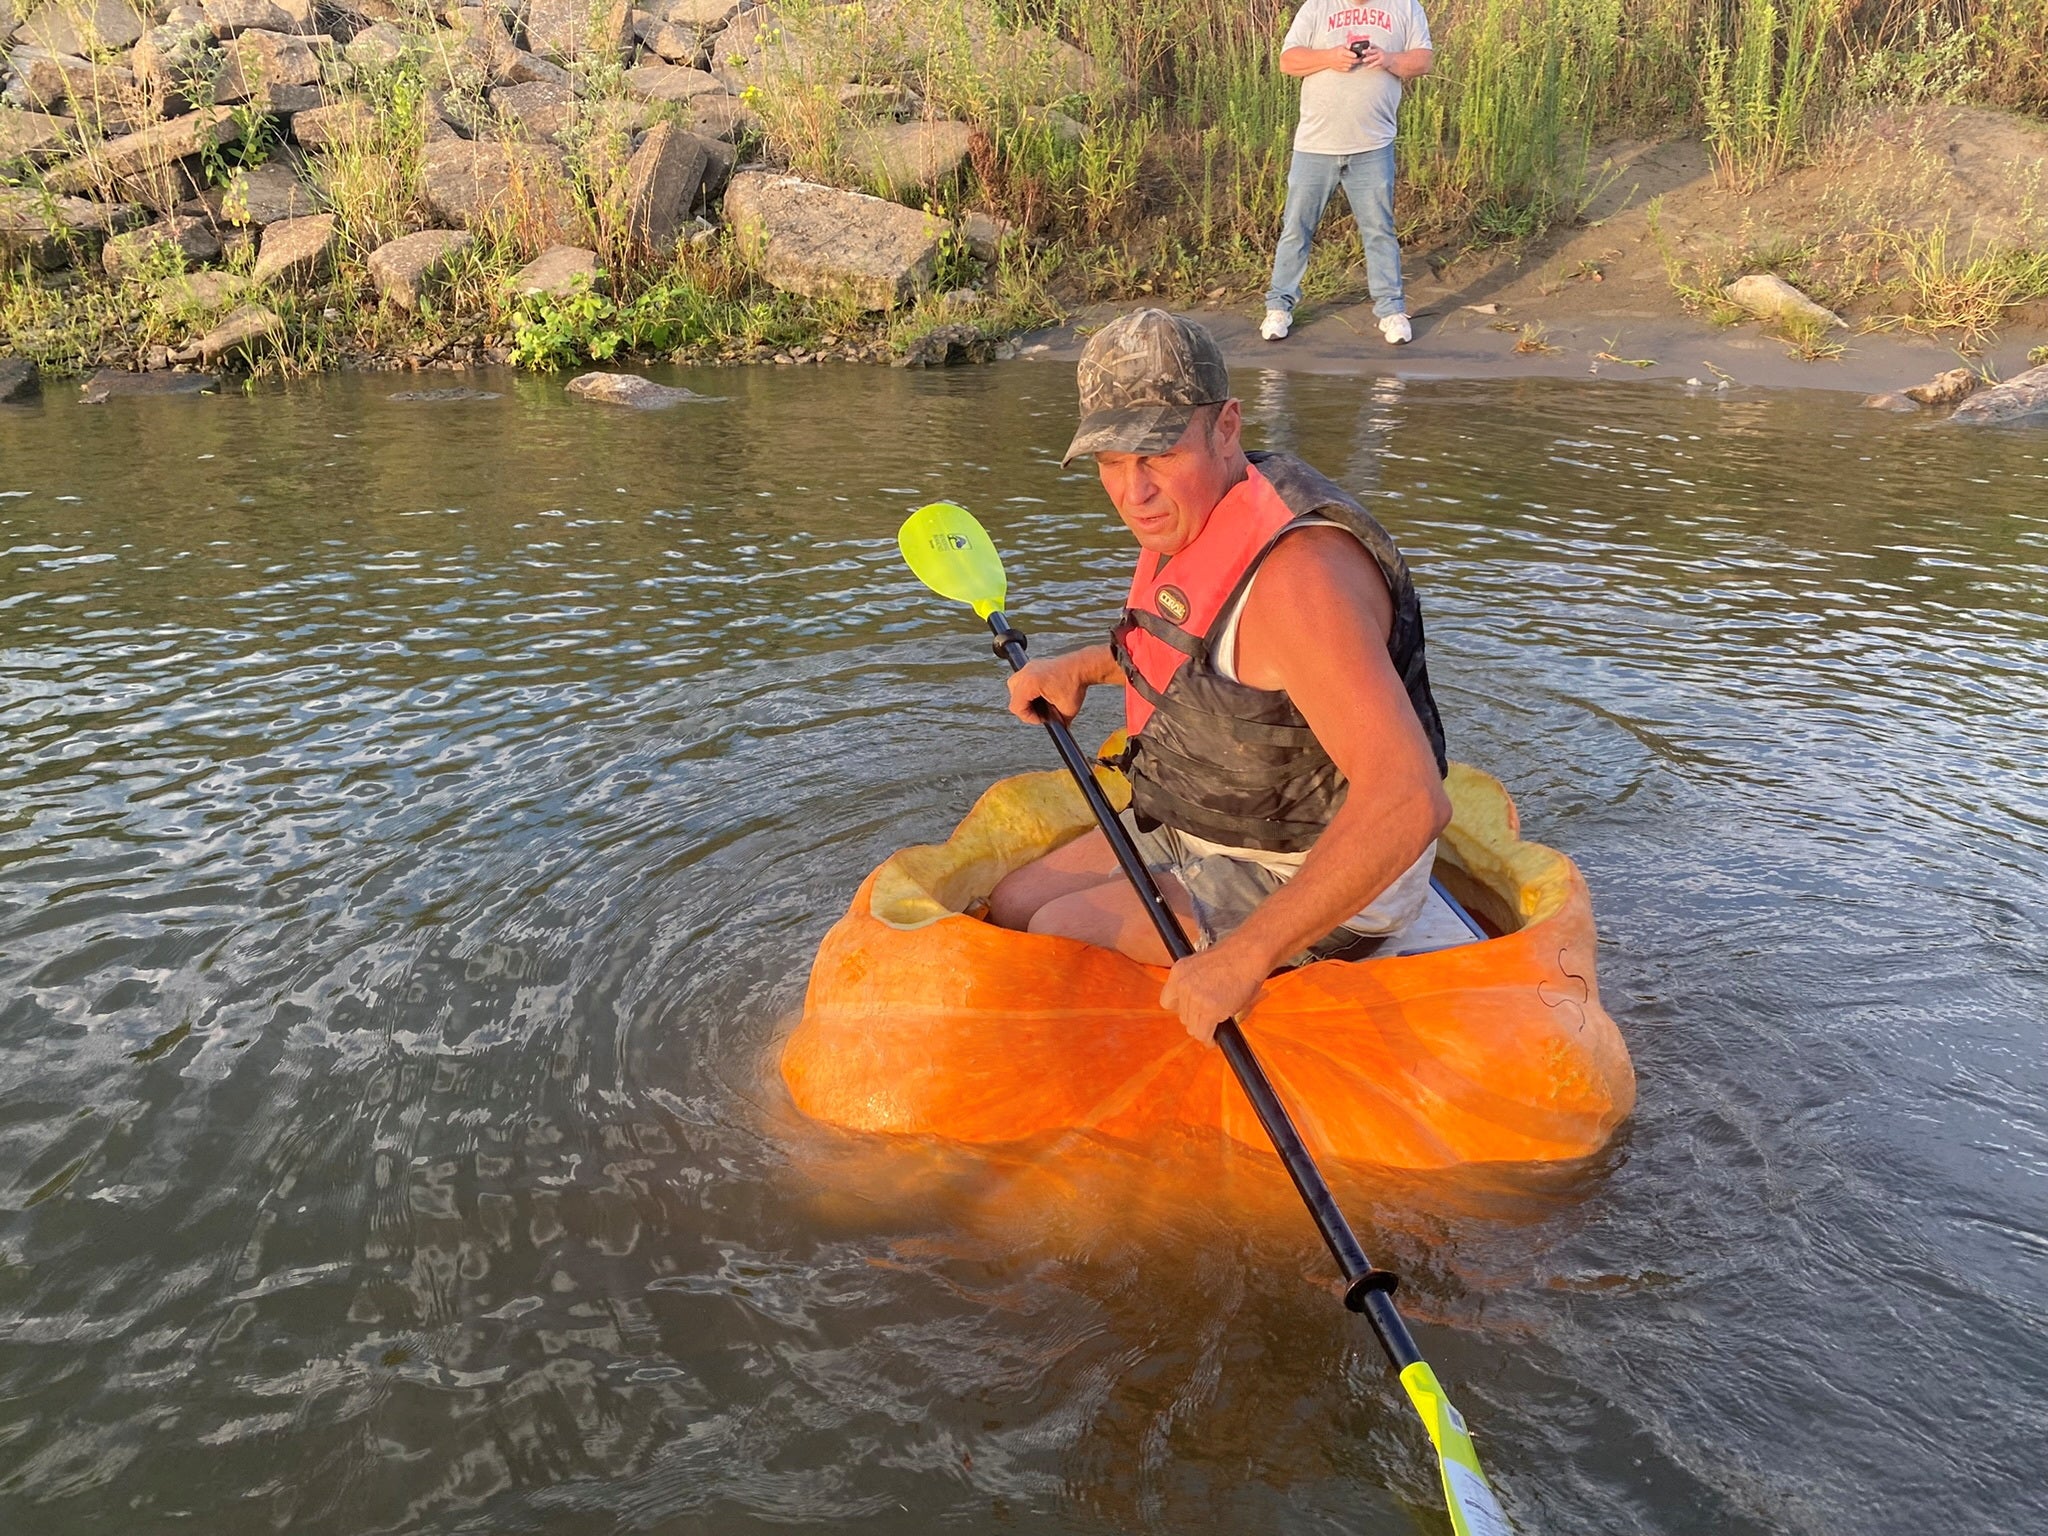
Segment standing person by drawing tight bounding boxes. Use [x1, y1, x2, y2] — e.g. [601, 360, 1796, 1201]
[1260, 0, 1434, 345]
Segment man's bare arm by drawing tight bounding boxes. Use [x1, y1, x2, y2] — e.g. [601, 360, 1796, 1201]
[1159, 529, 1450, 1033]
[1280, 45, 1364, 76]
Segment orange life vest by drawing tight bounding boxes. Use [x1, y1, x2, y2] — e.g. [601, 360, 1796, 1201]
[1109, 451, 1447, 853]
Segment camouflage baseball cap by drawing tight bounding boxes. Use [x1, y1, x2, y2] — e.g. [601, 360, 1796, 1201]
[1061, 309, 1231, 465]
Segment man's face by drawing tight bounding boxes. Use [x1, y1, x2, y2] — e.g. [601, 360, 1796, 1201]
[1093, 400, 1243, 555]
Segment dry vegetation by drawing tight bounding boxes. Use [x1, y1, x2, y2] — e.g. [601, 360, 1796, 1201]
[3, 0, 2046, 376]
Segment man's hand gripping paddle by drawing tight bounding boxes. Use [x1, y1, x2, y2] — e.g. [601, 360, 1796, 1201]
[899, 502, 1515, 1536]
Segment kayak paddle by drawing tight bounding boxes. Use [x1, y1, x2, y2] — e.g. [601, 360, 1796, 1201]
[898, 500, 1515, 1536]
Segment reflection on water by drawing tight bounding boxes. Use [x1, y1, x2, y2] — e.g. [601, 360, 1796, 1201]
[1, 366, 2044, 1535]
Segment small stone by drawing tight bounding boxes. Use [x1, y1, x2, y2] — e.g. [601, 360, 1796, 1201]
[959, 209, 1012, 263]
[79, 367, 220, 400]
[565, 371, 720, 407]
[836, 81, 922, 120]
[1723, 272, 1846, 331]
[1902, 367, 1980, 408]
[143, 344, 172, 370]
[1861, 392, 1919, 413]
[0, 356, 39, 403]
[1019, 104, 1085, 145]
[102, 213, 220, 277]
[366, 227, 471, 310]
[894, 320, 987, 368]
[250, 210, 335, 283]
[191, 303, 282, 361]
[510, 242, 603, 297]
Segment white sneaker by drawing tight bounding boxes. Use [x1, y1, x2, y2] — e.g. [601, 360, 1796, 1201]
[1260, 308, 1292, 341]
[1379, 312, 1413, 344]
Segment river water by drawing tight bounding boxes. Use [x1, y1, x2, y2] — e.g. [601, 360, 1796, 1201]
[0, 364, 2042, 1536]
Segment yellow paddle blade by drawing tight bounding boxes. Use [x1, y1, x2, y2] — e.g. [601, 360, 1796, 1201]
[899, 503, 1006, 620]
[1401, 1363, 1515, 1536]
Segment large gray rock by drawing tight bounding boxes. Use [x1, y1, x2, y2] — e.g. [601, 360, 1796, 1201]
[80, 367, 219, 400]
[523, 0, 631, 63]
[420, 137, 583, 245]
[0, 108, 75, 165]
[189, 303, 282, 361]
[841, 117, 971, 194]
[130, 20, 219, 102]
[290, 99, 372, 148]
[504, 49, 573, 86]
[1724, 272, 1845, 330]
[12, 48, 136, 114]
[343, 19, 407, 66]
[213, 27, 322, 102]
[200, 0, 310, 36]
[634, 14, 701, 62]
[14, 0, 146, 57]
[510, 242, 602, 297]
[441, 5, 523, 88]
[367, 227, 471, 310]
[193, 160, 316, 227]
[156, 266, 245, 314]
[723, 170, 944, 311]
[101, 212, 219, 276]
[658, 0, 742, 24]
[565, 371, 717, 407]
[45, 107, 240, 193]
[0, 187, 139, 267]
[1950, 365, 2048, 425]
[249, 209, 334, 282]
[621, 60, 725, 102]
[687, 92, 756, 141]
[490, 79, 575, 142]
[0, 357, 38, 404]
[620, 119, 707, 252]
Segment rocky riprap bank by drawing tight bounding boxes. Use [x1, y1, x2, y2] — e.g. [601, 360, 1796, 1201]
[0, 0, 1111, 376]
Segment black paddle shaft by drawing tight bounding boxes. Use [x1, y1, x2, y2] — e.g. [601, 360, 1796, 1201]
[988, 613, 1422, 1373]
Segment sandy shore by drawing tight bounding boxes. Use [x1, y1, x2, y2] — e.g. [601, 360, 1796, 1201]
[1023, 294, 2048, 398]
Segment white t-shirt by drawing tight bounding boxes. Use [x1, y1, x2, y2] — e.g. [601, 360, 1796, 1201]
[1283, 0, 1433, 156]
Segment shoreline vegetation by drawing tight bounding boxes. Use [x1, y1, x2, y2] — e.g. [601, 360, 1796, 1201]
[2, 0, 2047, 382]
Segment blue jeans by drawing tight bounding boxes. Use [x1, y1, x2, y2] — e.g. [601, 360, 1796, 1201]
[1263, 145, 1404, 319]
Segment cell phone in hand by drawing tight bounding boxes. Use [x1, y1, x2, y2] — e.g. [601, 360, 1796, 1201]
[1349, 39, 1372, 57]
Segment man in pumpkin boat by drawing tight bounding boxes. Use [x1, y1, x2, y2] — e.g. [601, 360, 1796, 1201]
[988, 308, 1455, 1044]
